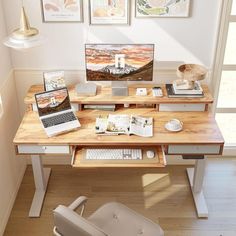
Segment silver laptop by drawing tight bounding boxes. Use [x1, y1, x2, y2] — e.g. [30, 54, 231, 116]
[35, 88, 81, 137]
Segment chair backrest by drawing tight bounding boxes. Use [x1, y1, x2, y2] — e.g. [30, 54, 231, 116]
[53, 205, 107, 236]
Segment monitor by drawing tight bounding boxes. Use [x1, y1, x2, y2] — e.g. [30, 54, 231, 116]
[85, 44, 155, 81]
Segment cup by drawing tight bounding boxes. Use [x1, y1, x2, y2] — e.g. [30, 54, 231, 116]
[166, 119, 183, 131]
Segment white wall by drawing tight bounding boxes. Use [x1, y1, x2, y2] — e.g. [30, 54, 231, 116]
[0, 1, 26, 235]
[2, 0, 223, 116]
[3, 0, 221, 70]
[0, 3, 11, 86]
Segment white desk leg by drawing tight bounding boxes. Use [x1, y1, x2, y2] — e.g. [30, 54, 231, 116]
[187, 158, 208, 218]
[29, 155, 51, 217]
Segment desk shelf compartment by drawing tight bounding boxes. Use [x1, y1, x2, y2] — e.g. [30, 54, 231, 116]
[71, 146, 166, 168]
[159, 103, 206, 112]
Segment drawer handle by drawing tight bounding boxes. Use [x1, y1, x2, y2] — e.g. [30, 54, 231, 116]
[43, 146, 47, 150]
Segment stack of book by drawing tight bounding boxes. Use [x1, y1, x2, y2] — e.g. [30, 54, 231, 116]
[166, 81, 204, 98]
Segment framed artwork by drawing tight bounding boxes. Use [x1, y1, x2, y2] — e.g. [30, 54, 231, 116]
[43, 71, 66, 91]
[89, 0, 130, 25]
[135, 0, 190, 18]
[41, 0, 83, 22]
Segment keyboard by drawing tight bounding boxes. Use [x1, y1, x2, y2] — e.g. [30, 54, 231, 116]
[86, 149, 142, 160]
[41, 112, 77, 128]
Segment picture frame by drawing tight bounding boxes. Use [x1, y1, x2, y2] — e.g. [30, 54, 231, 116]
[41, 0, 83, 22]
[89, 0, 130, 25]
[135, 0, 190, 18]
[43, 71, 66, 91]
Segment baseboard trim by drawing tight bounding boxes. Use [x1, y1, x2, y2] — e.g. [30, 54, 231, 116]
[0, 164, 26, 235]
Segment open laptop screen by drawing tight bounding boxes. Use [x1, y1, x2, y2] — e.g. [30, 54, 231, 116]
[35, 88, 71, 117]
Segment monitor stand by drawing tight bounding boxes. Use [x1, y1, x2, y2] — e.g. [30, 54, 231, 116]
[111, 81, 128, 96]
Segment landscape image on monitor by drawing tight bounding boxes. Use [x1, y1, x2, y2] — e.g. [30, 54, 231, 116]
[36, 89, 70, 116]
[85, 44, 154, 81]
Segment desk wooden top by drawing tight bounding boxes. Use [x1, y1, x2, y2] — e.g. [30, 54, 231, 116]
[24, 84, 213, 105]
[13, 109, 224, 146]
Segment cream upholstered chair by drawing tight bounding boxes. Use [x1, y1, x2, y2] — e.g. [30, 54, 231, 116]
[53, 196, 164, 236]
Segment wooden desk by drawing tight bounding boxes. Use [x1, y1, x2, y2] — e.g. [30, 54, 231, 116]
[25, 84, 213, 111]
[14, 109, 224, 218]
[14, 109, 223, 146]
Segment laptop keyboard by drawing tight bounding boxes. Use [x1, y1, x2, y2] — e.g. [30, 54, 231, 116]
[42, 112, 77, 128]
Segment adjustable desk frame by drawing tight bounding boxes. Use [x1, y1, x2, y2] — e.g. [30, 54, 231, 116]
[28, 155, 208, 217]
[14, 109, 224, 219]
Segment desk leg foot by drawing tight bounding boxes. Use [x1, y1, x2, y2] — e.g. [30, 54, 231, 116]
[187, 167, 208, 218]
[29, 155, 51, 217]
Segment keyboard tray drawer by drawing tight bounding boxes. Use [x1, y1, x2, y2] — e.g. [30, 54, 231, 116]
[71, 146, 166, 168]
[16, 145, 71, 155]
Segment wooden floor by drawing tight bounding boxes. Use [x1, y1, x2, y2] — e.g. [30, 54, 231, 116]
[4, 158, 236, 236]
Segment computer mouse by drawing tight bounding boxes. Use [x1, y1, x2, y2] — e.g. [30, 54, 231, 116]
[146, 150, 155, 159]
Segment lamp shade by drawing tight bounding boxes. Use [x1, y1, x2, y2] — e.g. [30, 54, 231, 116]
[3, 34, 44, 50]
[3, 6, 44, 50]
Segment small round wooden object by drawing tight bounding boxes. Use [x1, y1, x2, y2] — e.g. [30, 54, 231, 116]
[177, 64, 207, 82]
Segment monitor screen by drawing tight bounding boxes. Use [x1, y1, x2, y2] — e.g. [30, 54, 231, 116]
[35, 88, 71, 117]
[85, 44, 154, 81]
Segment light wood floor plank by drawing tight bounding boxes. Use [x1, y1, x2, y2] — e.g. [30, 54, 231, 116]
[4, 158, 236, 235]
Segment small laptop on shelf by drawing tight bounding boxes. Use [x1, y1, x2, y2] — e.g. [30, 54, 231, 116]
[35, 88, 81, 137]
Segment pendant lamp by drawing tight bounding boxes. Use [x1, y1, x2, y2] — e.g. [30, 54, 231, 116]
[3, 4, 44, 50]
